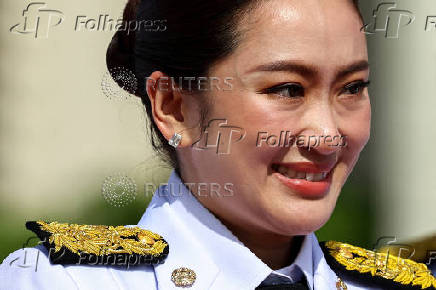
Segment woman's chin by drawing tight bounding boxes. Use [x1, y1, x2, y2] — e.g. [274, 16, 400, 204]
[285, 218, 330, 236]
[263, 205, 334, 237]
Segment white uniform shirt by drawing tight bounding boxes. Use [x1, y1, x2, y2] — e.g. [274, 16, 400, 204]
[0, 170, 377, 290]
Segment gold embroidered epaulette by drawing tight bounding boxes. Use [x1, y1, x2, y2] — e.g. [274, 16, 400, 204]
[26, 221, 169, 267]
[321, 241, 436, 289]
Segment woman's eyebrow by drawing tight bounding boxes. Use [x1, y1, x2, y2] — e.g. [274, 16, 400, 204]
[334, 60, 369, 82]
[245, 60, 318, 79]
[244, 59, 369, 81]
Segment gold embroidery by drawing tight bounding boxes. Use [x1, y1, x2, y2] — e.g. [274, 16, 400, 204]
[37, 221, 167, 256]
[325, 241, 436, 289]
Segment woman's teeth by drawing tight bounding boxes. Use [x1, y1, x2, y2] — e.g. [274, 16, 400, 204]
[276, 165, 327, 182]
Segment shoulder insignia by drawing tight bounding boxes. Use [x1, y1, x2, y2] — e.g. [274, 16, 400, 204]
[321, 241, 436, 289]
[26, 221, 169, 267]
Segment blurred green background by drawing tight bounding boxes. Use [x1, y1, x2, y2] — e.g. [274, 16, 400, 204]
[1, 0, 435, 262]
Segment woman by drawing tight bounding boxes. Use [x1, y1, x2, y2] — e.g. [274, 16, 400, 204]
[1, 0, 435, 289]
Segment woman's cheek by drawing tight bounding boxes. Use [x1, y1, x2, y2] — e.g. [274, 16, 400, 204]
[340, 104, 371, 150]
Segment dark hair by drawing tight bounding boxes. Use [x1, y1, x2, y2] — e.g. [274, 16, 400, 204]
[107, 0, 362, 169]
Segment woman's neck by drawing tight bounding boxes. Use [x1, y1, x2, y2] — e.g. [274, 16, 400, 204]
[177, 168, 305, 269]
[219, 219, 304, 270]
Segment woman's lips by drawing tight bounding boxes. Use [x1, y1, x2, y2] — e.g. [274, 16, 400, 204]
[272, 162, 334, 198]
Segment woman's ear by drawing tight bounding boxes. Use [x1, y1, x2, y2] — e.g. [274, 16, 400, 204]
[146, 71, 199, 147]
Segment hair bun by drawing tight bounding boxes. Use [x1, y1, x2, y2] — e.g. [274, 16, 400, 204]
[106, 0, 142, 97]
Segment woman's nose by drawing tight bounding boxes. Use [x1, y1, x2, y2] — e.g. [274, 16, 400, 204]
[298, 104, 342, 155]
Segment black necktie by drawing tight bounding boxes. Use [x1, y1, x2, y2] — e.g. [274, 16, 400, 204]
[255, 273, 310, 290]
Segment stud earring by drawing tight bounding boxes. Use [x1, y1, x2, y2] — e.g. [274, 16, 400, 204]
[168, 133, 182, 148]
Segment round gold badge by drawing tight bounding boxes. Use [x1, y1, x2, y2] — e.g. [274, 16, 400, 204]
[171, 267, 196, 287]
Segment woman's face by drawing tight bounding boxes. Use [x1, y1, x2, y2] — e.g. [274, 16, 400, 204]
[179, 0, 370, 237]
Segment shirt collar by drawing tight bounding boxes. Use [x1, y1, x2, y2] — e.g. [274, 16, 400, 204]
[137, 170, 321, 289]
[270, 234, 314, 289]
[294, 233, 314, 289]
[137, 170, 271, 289]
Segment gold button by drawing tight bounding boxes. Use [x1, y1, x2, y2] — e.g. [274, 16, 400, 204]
[171, 267, 196, 287]
[137, 232, 155, 245]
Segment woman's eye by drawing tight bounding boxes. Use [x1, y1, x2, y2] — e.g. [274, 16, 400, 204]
[262, 83, 305, 99]
[340, 80, 371, 96]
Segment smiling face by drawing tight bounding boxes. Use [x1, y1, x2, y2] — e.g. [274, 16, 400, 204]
[177, 0, 370, 237]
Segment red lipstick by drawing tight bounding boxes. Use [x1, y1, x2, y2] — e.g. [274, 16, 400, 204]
[272, 162, 335, 198]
